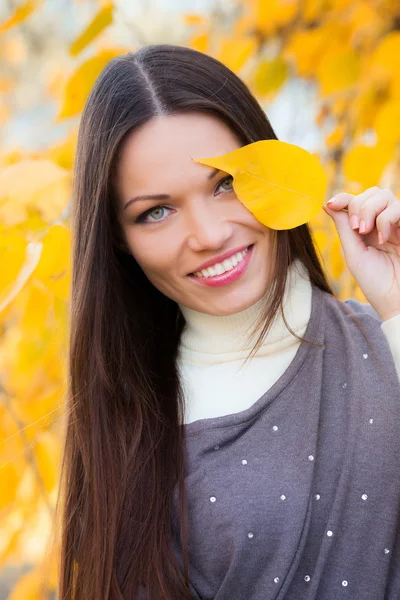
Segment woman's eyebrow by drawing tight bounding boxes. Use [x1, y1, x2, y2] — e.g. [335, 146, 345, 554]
[122, 168, 221, 210]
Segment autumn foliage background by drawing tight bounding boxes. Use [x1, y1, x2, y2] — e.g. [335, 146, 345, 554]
[1, 0, 400, 597]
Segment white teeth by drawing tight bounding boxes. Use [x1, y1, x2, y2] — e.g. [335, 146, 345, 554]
[193, 247, 250, 278]
[223, 258, 233, 270]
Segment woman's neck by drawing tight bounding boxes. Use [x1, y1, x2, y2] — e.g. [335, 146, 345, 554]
[178, 259, 312, 364]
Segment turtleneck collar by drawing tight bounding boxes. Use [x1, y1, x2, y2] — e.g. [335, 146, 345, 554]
[178, 258, 312, 364]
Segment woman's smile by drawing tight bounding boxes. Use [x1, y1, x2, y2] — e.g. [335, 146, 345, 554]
[188, 244, 254, 287]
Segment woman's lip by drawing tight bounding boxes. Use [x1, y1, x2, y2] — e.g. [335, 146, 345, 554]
[189, 244, 250, 274]
[188, 245, 253, 287]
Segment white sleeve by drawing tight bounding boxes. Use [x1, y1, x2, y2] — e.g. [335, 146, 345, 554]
[381, 314, 400, 381]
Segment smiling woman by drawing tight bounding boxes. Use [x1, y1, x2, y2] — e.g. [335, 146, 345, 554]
[57, 44, 400, 600]
[114, 112, 274, 313]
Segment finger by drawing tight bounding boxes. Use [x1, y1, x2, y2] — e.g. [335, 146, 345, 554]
[326, 187, 379, 230]
[347, 187, 382, 230]
[358, 189, 393, 234]
[376, 201, 400, 243]
[324, 204, 366, 263]
[326, 191, 354, 210]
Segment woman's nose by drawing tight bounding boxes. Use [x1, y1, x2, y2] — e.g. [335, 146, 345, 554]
[186, 202, 234, 252]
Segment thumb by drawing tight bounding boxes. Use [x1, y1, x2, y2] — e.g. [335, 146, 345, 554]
[323, 203, 366, 264]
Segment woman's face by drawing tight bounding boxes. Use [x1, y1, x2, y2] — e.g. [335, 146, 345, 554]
[115, 112, 275, 316]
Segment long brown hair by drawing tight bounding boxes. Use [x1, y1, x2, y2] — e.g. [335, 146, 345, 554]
[57, 44, 335, 600]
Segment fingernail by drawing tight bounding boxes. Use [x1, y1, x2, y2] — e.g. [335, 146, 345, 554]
[327, 197, 336, 206]
[350, 215, 360, 230]
[359, 220, 366, 233]
[378, 232, 384, 245]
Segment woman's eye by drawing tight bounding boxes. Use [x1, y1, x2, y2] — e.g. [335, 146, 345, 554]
[216, 175, 234, 193]
[136, 206, 170, 224]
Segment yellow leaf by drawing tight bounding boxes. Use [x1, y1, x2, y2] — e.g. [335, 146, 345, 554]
[3, 33, 27, 64]
[57, 49, 124, 119]
[34, 224, 71, 301]
[249, 0, 298, 35]
[0, 0, 41, 34]
[9, 564, 45, 600]
[350, 77, 388, 134]
[215, 36, 258, 73]
[284, 28, 327, 77]
[46, 129, 78, 170]
[317, 48, 362, 96]
[371, 32, 400, 78]
[302, 0, 325, 23]
[251, 58, 288, 97]
[343, 142, 395, 190]
[0, 228, 28, 310]
[373, 100, 400, 144]
[193, 140, 328, 230]
[34, 431, 61, 493]
[69, 2, 114, 57]
[187, 32, 209, 53]
[183, 13, 206, 26]
[326, 123, 346, 149]
[311, 228, 328, 258]
[330, 232, 345, 279]
[0, 77, 14, 93]
[0, 159, 70, 226]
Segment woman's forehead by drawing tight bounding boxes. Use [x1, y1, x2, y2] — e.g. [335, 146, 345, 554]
[115, 113, 240, 193]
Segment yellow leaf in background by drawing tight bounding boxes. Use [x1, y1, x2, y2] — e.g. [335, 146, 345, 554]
[216, 36, 258, 73]
[0, 514, 22, 569]
[284, 28, 327, 77]
[194, 140, 328, 230]
[0, 149, 23, 169]
[302, 0, 325, 23]
[0, 159, 70, 226]
[0, 77, 15, 93]
[350, 77, 388, 134]
[311, 228, 328, 258]
[34, 431, 61, 492]
[249, 0, 298, 35]
[188, 32, 209, 53]
[8, 564, 45, 600]
[343, 142, 395, 191]
[45, 129, 78, 170]
[371, 31, 400, 78]
[0, 460, 19, 511]
[326, 123, 346, 149]
[317, 48, 362, 96]
[0, 0, 41, 34]
[34, 224, 71, 301]
[69, 2, 114, 57]
[3, 34, 27, 64]
[233, 13, 255, 37]
[251, 58, 288, 97]
[183, 13, 206, 26]
[0, 229, 28, 308]
[330, 232, 345, 279]
[373, 100, 400, 144]
[57, 49, 123, 119]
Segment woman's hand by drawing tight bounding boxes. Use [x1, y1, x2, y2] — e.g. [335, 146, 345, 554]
[323, 186, 400, 322]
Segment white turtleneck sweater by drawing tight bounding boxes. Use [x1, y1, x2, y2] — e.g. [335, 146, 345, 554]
[177, 259, 400, 425]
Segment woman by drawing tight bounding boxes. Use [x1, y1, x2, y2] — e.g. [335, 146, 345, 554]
[57, 44, 400, 599]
